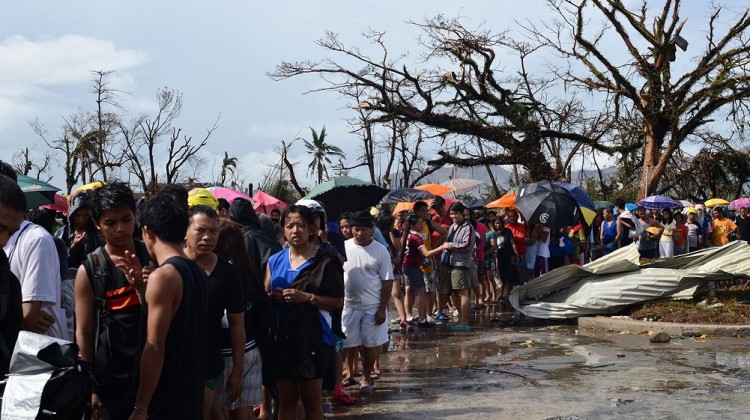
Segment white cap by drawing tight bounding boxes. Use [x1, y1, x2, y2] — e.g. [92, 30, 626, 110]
[296, 199, 326, 213]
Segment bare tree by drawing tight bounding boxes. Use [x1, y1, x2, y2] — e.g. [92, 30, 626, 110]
[270, 19, 617, 182]
[11, 147, 53, 182]
[528, 0, 750, 198]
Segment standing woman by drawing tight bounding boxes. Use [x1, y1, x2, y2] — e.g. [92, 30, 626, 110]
[265, 205, 344, 420]
[483, 217, 498, 302]
[659, 208, 676, 258]
[493, 218, 519, 301]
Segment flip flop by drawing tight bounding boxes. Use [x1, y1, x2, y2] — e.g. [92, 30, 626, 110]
[371, 371, 380, 380]
[359, 383, 373, 393]
[342, 377, 357, 387]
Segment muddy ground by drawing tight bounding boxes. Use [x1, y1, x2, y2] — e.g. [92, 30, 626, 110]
[328, 304, 750, 419]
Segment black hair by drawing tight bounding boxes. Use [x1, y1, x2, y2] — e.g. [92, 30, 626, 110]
[448, 202, 468, 214]
[0, 175, 26, 213]
[89, 182, 136, 221]
[216, 198, 230, 211]
[26, 209, 53, 233]
[159, 184, 189, 210]
[0, 161, 16, 181]
[661, 207, 673, 223]
[615, 198, 626, 210]
[339, 211, 352, 221]
[270, 208, 281, 215]
[406, 215, 422, 227]
[413, 201, 428, 212]
[215, 218, 263, 293]
[139, 194, 189, 244]
[187, 205, 219, 222]
[280, 204, 315, 230]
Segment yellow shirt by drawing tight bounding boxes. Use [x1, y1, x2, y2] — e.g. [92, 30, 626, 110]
[418, 222, 433, 273]
[712, 218, 737, 246]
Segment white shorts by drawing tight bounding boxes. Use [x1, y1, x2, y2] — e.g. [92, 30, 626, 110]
[213, 347, 263, 409]
[342, 306, 389, 349]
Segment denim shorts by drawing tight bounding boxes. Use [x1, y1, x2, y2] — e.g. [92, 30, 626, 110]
[403, 266, 426, 289]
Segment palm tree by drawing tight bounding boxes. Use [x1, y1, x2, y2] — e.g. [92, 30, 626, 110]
[302, 126, 345, 184]
[220, 151, 238, 187]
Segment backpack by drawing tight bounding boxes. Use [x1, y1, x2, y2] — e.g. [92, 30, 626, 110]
[83, 241, 151, 363]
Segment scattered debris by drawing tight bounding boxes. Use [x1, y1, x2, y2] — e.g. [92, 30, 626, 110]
[616, 353, 626, 358]
[649, 331, 671, 343]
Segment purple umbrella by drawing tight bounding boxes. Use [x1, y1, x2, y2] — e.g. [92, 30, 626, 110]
[637, 195, 681, 210]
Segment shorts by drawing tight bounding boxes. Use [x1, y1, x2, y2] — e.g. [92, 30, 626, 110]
[450, 267, 472, 290]
[273, 345, 331, 381]
[476, 259, 486, 279]
[485, 257, 496, 272]
[403, 266, 426, 289]
[468, 261, 479, 289]
[436, 266, 452, 295]
[214, 347, 263, 409]
[342, 306, 389, 348]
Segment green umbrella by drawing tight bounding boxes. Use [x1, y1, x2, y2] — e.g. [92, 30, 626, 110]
[593, 200, 614, 210]
[16, 173, 61, 210]
[303, 176, 388, 220]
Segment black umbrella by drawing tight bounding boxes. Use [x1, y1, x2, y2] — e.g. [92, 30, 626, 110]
[379, 188, 435, 204]
[302, 176, 389, 220]
[515, 181, 580, 230]
[465, 198, 491, 209]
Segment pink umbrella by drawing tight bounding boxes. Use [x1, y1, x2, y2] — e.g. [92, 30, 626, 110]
[252, 190, 287, 215]
[730, 198, 750, 210]
[41, 194, 69, 214]
[207, 186, 254, 204]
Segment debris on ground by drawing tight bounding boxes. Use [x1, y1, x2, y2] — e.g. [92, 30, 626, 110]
[649, 331, 671, 343]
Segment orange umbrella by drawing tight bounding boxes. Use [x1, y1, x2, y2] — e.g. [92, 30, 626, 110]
[415, 183, 452, 196]
[393, 202, 415, 213]
[485, 193, 516, 209]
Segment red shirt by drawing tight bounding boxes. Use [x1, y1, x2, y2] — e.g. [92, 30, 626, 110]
[506, 222, 527, 256]
[402, 231, 425, 269]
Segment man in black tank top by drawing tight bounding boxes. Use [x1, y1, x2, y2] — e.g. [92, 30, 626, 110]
[120, 194, 208, 420]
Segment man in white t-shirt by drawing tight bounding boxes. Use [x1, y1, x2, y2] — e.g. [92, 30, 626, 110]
[4, 216, 67, 340]
[534, 226, 551, 277]
[342, 211, 393, 392]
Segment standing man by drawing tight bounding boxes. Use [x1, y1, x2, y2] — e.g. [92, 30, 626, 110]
[411, 201, 446, 320]
[341, 211, 393, 393]
[735, 207, 750, 242]
[1, 171, 66, 340]
[75, 182, 153, 419]
[614, 198, 635, 248]
[442, 202, 475, 332]
[122, 194, 209, 419]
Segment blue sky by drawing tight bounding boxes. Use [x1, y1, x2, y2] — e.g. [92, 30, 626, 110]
[1, 1, 745, 191]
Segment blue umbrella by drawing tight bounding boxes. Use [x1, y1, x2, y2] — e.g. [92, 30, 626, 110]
[625, 203, 638, 212]
[637, 195, 681, 210]
[556, 181, 596, 225]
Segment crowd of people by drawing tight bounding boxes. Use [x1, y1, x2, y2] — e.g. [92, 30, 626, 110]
[2, 159, 750, 419]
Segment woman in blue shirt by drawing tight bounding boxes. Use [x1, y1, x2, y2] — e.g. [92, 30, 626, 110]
[265, 205, 344, 420]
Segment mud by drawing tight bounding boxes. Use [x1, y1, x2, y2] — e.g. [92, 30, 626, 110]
[328, 304, 750, 419]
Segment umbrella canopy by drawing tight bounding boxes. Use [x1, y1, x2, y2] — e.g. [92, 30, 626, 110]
[625, 203, 638, 212]
[677, 199, 692, 208]
[515, 182, 580, 230]
[555, 182, 596, 225]
[252, 190, 287, 215]
[637, 195, 681, 210]
[594, 200, 613, 210]
[730, 198, 750, 210]
[441, 178, 483, 195]
[415, 183, 452, 196]
[303, 176, 389, 220]
[704, 198, 730, 208]
[485, 193, 516, 209]
[16, 174, 60, 210]
[465, 198, 491, 209]
[379, 188, 435, 205]
[208, 186, 255, 205]
[41, 194, 69, 214]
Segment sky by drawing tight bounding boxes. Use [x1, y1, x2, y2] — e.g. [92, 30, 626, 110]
[1, 1, 746, 192]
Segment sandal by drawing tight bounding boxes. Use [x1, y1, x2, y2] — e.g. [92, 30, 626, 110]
[371, 371, 380, 380]
[342, 377, 357, 387]
[359, 382, 374, 393]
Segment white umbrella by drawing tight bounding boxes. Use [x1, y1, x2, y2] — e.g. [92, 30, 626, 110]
[441, 178, 483, 196]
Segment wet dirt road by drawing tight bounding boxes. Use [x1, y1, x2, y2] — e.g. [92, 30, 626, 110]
[329, 304, 750, 419]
